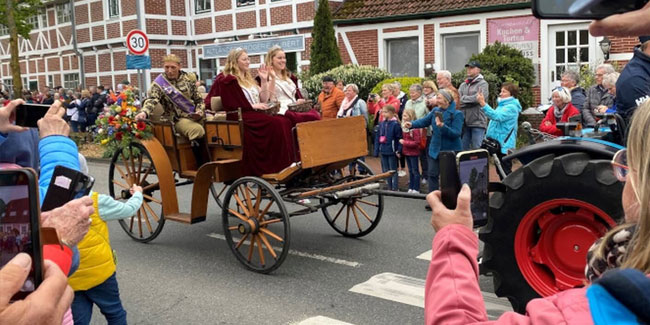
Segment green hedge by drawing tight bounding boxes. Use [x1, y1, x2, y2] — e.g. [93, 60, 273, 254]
[301, 64, 392, 100]
[370, 77, 424, 96]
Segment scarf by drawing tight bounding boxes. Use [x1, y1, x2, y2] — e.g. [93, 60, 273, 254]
[553, 103, 567, 121]
[337, 95, 357, 117]
[585, 224, 636, 283]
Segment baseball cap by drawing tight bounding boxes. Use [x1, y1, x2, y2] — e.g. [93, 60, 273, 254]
[465, 61, 481, 69]
[640, 36, 650, 44]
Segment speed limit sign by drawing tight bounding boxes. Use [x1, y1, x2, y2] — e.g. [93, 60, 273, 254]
[126, 30, 149, 55]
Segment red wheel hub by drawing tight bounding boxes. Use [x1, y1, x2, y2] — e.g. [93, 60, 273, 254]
[514, 199, 616, 297]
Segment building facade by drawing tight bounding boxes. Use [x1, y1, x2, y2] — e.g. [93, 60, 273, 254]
[0, 0, 640, 106]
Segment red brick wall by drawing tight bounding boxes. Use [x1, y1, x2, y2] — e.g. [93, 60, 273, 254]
[346, 30, 378, 66]
[47, 58, 60, 71]
[260, 10, 267, 27]
[424, 24, 434, 64]
[19, 62, 26, 74]
[38, 76, 46, 88]
[106, 23, 120, 39]
[49, 30, 58, 48]
[610, 36, 639, 54]
[271, 6, 292, 26]
[302, 36, 312, 60]
[100, 76, 112, 88]
[71, 57, 79, 70]
[122, 20, 138, 37]
[28, 61, 36, 74]
[60, 26, 72, 45]
[170, 49, 188, 67]
[62, 57, 70, 71]
[172, 20, 187, 36]
[533, 86, 541, 106]
[92, 26, 105, 41]
[297, 3, 314, 22]
[37, 59, 45, 73]
[97, 53, 111, 72]
[338, 34, 351, 64]
[90, 2, 103, 22]
[122, 0, 136, 16]
[214, 0, 231, 10]
[214, 15, 233, 33]
[170, 1, 185, 16]
[146, 19, 168, 35]
[85, 77, 97, 87]
[48, 11, 55, 27]
[149, 49, 167, 68]
[236, 11, 256, 30]
[195, 17, 211, 34]
[145, 0, 166, 15]
[113, 52, 126, 70]
[383, 26, 417, 33]
[440, 20, 480, 28]
[78, 28, 90, 43]
[114, 74, 127, 87]
[84, 55, 97, 73]
[75, 4, 88, 25]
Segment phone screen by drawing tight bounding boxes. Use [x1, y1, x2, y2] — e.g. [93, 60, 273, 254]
[533, 0, 648, 19]
[457, 152, 489, 226]
[15, 104, 50, 128]
[0, 169, 42, 300]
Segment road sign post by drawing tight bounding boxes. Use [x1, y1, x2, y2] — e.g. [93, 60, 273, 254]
[126, 30, 149, 100]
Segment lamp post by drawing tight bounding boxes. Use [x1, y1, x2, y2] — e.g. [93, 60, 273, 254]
[599, 37, 612, 61]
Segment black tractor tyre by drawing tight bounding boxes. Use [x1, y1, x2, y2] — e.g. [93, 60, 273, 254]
[479, 152, 624, 313]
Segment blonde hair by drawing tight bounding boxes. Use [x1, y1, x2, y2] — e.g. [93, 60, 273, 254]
[403, 108, 416, 121]
[224, 48, 255, 88]
[81, 89, 90, 98]
[265, 46, 290, 81]
[382, 83, 398, 96]
[619, 100, 650, 273]
[422, 80, 439, 93]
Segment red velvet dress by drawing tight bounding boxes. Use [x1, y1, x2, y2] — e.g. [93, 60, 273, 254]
[205, 73, 319, 176]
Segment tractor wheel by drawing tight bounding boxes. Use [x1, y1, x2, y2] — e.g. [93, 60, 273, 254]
[479, 152, 624, 313]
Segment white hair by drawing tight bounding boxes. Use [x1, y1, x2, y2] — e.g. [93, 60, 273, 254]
[409, 84, 423, 93]
[437, 70, 452, 81]
[552, 86, 572, 104]
[596, 63, 615, 74]
[343, 83, 359, 94]
[602, 72, 620, 88]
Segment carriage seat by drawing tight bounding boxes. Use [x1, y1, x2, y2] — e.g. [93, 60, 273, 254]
[208, 96, 227, 121]
[149, 103, 190, 145]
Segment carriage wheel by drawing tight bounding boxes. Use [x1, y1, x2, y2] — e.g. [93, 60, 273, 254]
[109, 142, 165, 243]
[321, 160, 384, 238]
[222, 177, 290, 273]
[210, 184, 227, 209]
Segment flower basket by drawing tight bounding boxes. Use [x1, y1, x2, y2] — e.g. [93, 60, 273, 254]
[254, 101, 280, 115]
[95, 87, 154, 150]
[287, 100, 313, 113]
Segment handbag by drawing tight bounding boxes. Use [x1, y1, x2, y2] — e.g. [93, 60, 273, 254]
[482, 127, 515, 155]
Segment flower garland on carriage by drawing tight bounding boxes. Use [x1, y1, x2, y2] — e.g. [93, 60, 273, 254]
[95, 87, 154, 156]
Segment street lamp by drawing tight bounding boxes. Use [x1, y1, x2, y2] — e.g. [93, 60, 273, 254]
[599, 37, 612, 61]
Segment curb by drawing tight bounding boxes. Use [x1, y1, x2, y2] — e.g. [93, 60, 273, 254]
[85, 157, 111, 164]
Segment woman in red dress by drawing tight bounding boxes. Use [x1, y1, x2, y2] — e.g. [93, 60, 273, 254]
[204, 48, 319, 176]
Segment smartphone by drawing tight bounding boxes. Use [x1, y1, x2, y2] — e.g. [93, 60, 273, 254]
[0, 168, 43, 300]
[15, 104, 50, 128]
[533, 0, 648, 19]
[439, 151, 460, 210]
[457, 150, 489, 227]
[41, 166, 94, 212]
[435, 111, 444, 121]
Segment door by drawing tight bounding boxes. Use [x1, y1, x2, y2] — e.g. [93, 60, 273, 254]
[548, 24, 594, 95]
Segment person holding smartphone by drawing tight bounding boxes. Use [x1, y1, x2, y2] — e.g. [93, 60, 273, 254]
[405, 89, 463, 209]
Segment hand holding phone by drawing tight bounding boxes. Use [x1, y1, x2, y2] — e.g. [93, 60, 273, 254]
[15, 103, 51, 128]
[426, 185, 473, 232]
[41, 165, 94, 212]
[0, 99, 29, 133]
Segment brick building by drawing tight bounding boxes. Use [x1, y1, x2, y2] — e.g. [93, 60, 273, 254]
[0, 0, 641, 105]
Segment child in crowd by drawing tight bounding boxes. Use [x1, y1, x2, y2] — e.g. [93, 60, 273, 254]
[399, 108, 423, 193]
[69, 154, 144, 325]
[374, 105, 402, 191]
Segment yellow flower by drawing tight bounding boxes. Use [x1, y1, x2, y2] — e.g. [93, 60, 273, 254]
[115, 106, 122, 113]
[101, 138, 110, 145]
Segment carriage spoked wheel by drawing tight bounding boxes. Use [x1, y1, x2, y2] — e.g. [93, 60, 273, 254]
[210, 183, 228, 209]
[109, 142, 165, 243]
[322, 160, 384, 238]
[222, 177, 290, 273]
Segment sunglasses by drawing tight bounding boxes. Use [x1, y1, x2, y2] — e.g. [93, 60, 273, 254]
[611, 149, 628, 182]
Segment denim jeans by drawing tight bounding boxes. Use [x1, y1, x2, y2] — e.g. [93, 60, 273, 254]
[72, 272, 127, 325]
[405, 155, 420, 191]
[427, 156, 440, 193]
[419, 136, 430, 179]
[462, 127, 486, 150]
[380, 153, 398, 191]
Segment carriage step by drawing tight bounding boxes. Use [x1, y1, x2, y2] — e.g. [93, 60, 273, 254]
[165, 213, 205, 224]
[262, 163, 301, 183]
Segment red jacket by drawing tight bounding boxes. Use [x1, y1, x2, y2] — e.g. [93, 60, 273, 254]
[368, 96, 400, 123]
[401, 128, 423, 156]
[425, 225, 594, 324]
[539, 103, 580, 136]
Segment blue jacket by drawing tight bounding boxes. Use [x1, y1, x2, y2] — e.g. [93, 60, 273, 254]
[374, 118, 402, 156]
[482, 97, 522, 154]
[0, 129, 40, 170]
[411, 102, 463, 159]
[570, 87, 586, 110]
[616, 46, 650, 121]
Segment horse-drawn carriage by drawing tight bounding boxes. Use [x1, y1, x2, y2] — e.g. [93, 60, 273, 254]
[107, 98, 390, 273]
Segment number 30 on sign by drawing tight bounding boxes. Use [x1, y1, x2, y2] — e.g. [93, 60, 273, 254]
[126, 30, 149, 55]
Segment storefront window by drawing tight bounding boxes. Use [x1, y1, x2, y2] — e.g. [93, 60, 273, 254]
[443, 33, 479, 74]
[386, 37, 419, 77]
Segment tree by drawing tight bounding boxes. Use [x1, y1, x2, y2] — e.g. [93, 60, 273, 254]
[0, 0, 42, 97]
[309, 0, 342, 75]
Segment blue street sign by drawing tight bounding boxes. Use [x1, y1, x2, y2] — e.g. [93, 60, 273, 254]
[126, 55, 151, 69]
[203, 35, 305, 58]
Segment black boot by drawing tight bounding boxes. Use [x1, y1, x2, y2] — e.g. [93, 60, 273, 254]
[191, 138, 211, 168]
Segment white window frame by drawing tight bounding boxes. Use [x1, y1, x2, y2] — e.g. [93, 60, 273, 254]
[384, 36, 421, 77]
[0, 24, 7, 36]
[195, 0, 211, 13]
[108, 0, 120, 18]
[63, 73, 79, 90]
[235, 0, 255, 8]
[26, 15, 39, 29]
[56, 3, 71, 24]
[48, 75, 54, 88]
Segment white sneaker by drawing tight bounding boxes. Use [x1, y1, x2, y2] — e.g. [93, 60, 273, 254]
[398, 170, 407, 177]
[421, 179, 427, 185]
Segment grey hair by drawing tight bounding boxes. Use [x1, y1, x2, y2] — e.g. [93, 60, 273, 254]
[343, 83, 359, 94]
[393, 81, 402, 88]
[602, 72, 620, 88]
[561, 70, 580, 85]
[409, 84, 423, 93]
[437, 70, 452, 81]
[596, 63, 615, 74]
[552, 86, 572, 104]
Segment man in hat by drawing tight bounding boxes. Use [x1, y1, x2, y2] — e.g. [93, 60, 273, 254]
[136, 54, 209, 167]
[614, 36, 650, 123]
[458, 60, 489, 150]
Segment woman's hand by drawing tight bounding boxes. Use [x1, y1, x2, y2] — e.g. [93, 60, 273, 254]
[477, 92, 486, 107]
[130, 184, 143, 195]
[426, 184, 473, 231]
[403, 121, 412, 129]
[543, 120, 552, 127]
[252, 103, 269, 110]
[258, 64, 269, 81]
[597, 105, 608, 113]
[296, 99, 306, 104]
[0, 99, 28, 134]
[399, 139, 404, 144]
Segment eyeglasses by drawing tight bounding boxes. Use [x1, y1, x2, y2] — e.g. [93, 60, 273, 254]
[611, 149, 628, 182]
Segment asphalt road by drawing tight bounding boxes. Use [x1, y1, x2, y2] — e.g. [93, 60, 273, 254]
[86, 160, 510, 325]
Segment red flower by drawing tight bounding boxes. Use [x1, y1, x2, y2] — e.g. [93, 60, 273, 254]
[136, 121, 146, 131]
[108, 116, 115, 123]
[119, 109, 127, 116]
[115, 132, 123, 141]
[135, 133, 142, 139]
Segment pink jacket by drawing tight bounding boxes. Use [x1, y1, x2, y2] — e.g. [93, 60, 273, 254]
[425, 224, 593, 325]
[401, 128, 423, 156]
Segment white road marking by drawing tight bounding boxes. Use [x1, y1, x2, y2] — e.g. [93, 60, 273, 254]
[206, 233, 361, 268]
[349, 272, 512, 316]
[416, 250, 432, 261]
[293, 316, 355, 325]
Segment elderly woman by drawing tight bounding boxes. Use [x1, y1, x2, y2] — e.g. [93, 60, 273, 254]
[582, 64, 616, 126]
[598, 72, 621, 113]
[367, 83, 400, 125]
[422, 80, 439, 110]
[337, 83, 368, 122]
[539, 87, 580, 136]
[404, 84, 430, 184]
